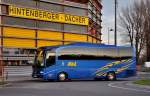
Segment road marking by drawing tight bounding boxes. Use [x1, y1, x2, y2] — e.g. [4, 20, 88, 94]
[108, 82, 150, 93]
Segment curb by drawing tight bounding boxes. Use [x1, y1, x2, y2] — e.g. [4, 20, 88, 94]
[108, 82, 150, 93]
[126, 82, 150, 89]
[138, 72, 150, 75]
[0, 83, 12, 88]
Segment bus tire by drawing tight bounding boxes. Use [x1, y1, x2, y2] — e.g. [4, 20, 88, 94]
[106, 72, 116, 81]
[57, 72, 68, 81]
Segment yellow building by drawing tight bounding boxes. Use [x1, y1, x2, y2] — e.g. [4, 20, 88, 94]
[0, 0, 102, 65]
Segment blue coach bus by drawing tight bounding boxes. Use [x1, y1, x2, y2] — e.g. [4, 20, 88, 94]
[32, 43, 136, 81]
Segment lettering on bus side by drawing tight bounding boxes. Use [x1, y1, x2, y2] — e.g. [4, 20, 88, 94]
[67, 62, 77, 67]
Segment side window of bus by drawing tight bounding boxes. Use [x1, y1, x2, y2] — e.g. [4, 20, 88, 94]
[118, 48, 132, 59]
[58, 47, 98, 60]
[58, 47, 133, 60]
[46, 52, 56, 67]
[97, 48, 118, 60]
[58, 47, 119, 60]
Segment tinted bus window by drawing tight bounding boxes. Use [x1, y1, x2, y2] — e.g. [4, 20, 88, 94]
[58, 47, 98, 56]
[118, 47, 132, 59]
[58, 55, 103, 60]
[58, 47, 121, 60]
[97, 48, 118, 58]
[58, 47, 98, 60]
[35, 50, 44, 68]
[58, 47, 133, 60]
[46, 51, 56, 67]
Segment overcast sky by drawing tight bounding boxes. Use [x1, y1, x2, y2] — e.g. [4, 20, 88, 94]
[101, 0, 134, 45]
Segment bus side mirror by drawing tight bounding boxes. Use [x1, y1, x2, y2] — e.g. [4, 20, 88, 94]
[27, 60, 34, 65]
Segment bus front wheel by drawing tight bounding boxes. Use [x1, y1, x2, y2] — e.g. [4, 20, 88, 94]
[57, 72, 68, 81]
[106, 72, 116, 81]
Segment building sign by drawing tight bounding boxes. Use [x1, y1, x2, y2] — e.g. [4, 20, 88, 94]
[8, 6, 89, 26]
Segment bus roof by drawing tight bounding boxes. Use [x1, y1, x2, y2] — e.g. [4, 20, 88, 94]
[38, 42, 132, 51]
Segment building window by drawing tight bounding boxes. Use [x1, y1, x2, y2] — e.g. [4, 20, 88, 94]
[40, 0, 63, 3]
[92, 5, 97, 14]
[64, 24, 87, 33]
[93, 15, 97, 22]
[88, 10, 93, 19]
[2, 16, 36, 28]
[97, 13, 101, 18]
[97, 19, 101, 25]
[15, 51, 19, 54]
[88, 2, 93, 11]
[38, 21, 62, 31]
[1, 5, 8, 14]
[3, 51, 9, 54]
[64, 6, 87, 16]
[2, 0, 36, 8]
[39, 2, 63, 12]
[1, 0, 11, 4]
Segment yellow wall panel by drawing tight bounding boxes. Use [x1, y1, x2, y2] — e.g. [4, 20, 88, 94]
[88, 36, 93, 43]
[3, 38, 35, 48]
[64, 42, 72, 45]
[97, 40, 101, 43]
[38, 30, 63, 40]
[64, 33, 87, 42]
[93, 38, 97, 43]
[3, 27, 35, 38]
[37, 40, 62, 47]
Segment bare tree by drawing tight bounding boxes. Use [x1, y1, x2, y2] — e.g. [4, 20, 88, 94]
[119, 0, 150, 64]
[144, 0, 150, 62]
[119, 6, 134, 46]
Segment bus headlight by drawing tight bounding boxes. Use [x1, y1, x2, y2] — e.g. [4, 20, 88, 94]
[40, 71, 44, 74]
[48, 74, 53, 77]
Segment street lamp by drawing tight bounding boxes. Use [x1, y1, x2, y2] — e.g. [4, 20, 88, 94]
[114, 0, 118, 46]
[108, 28, 113, 44]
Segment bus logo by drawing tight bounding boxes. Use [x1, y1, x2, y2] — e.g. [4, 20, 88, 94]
[67, 62, 77, 67]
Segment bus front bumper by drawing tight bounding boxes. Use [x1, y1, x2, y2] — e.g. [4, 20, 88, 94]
[32, 73, 43, 78]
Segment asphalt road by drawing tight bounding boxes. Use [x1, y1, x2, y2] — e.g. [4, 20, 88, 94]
[0, 77, 150, 96]
[1, 66, 150, 96]
[4, 66, 32, 76]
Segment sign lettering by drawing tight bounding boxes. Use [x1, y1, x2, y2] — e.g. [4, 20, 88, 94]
[8, 6, 89, 26]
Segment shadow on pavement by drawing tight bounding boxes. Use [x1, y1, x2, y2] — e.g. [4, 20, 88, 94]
[10, 78, 131, 84]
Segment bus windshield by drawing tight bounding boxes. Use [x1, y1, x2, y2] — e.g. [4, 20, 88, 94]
[45, 51, 56, 67]
[35, 48, 56, 68]
[35, 50, 44, 68]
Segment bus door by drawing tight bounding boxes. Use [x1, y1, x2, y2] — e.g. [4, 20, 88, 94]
[66, 60, 78, 79]
[75, 60, 94, 79]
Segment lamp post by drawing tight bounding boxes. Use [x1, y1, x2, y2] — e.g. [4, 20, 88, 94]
[114, 0, 118, 46]
[108, 28, 113, 45]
